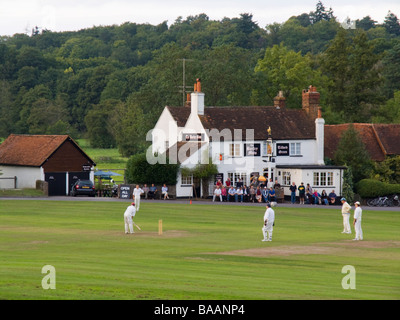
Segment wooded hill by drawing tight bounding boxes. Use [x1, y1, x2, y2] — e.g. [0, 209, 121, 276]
[1, 1, 400, 156]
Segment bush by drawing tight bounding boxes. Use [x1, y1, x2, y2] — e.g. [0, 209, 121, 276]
[356, 179, 400, 198]
[126, 152, 180, 185]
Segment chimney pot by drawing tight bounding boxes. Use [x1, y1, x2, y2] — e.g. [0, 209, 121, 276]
[196, 78, 201, 92]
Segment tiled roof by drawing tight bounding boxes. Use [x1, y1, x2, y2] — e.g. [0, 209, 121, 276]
[324, 123, 400, 161]
[373, 124, 400, 156]
[168, 106, 316, 141]
[0, 134, 93, 167]
[167, 106, 191, 127]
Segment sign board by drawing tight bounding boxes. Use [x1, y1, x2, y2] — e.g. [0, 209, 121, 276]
[119, 185, 132, 199]
[244, 143, 261, 157]
[82, 165, 91, 171]
[215, 173, 224, 184]
[276, 143, 289, 156]
[183, 133, 204, 141]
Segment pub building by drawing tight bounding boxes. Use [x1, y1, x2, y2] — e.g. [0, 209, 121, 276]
[151, 79, 345, 199]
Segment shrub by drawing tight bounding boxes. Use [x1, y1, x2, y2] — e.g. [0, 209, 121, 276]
[356, 179, 400, 198]
[126, 152, 180, 185]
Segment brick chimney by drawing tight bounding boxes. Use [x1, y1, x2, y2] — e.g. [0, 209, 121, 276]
[273, 91, 286, 109]
[302, 85, 320, 119]
[191, 78, 205, 116]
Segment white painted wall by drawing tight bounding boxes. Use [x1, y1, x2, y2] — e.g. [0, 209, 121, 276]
[0, 166, 42, 189]
[151, 107, 180, 155]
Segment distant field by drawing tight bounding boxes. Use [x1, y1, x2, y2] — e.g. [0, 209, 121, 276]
[0, 200, 399, 300]
[76, 139, 128, 184]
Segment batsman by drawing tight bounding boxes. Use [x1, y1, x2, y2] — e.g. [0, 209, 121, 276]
[124, 202, 137, 234]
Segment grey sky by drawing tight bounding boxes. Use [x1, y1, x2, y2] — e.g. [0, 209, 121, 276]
[1, 0, 399, 36]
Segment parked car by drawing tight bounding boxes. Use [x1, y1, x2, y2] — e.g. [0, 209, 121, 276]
[70, 180, 96, 197]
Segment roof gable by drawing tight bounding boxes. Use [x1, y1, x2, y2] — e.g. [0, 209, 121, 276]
[0, 134, 95, 167]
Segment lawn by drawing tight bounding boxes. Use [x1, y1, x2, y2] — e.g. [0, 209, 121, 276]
[0, 200, 399, 300]
[75, 139, 128, 184]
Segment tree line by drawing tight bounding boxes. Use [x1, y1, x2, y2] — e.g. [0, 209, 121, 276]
[1, 1, 400, 157]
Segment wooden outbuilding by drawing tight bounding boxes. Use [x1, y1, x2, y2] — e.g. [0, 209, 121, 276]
[0, 134, 96, 195]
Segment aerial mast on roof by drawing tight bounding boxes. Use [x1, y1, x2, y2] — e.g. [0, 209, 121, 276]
[177, 58, 194, 106]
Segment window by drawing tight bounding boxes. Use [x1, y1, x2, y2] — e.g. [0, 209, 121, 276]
[313, 172, 334, 186]
[313, 172, 319, 186]
[229, 143, 241, 157]
[290, 142, 301, 156]
[282, 171, 291, 185]
[181, 174, 193, 186]
[228, 172, 247, 186]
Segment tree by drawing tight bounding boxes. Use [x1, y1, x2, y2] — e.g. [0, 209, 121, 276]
[320, 29, 383, 122]
[109, 97, 148, 157]
[126, 152, 180, 185]
[342, 167, 355, 203]
[253, 44, 321, 107]
[309, 1, 335, 25]
[372, 156, 400, 184]
[85, 100, 116, 148]
[381, 43, 400, 98]
[181, 159, 218, 198]
[373, 90, 400, 123]
[384, 11, 400, 36]
[356, 16, 377, 31]
[333, 124, 373, 183]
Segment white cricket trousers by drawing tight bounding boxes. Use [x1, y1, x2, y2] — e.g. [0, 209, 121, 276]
[262, 223, 273, 241]
[342, 213, 351, 233]
[135, 196, 141, 211]
[124, 215, 134, 234]
[355, 221, 363, 240]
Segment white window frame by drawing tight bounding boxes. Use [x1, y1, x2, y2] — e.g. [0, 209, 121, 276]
[229, 143, 241, 157]
[313, 172, 334, 187]
[228, 172, 247, 186]
[181, 174, 193, 186]
[282, 171, 291, 186]
[290, 142, 301, 156]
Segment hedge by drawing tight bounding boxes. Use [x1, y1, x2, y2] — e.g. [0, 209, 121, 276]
[356, 179, 400, 198]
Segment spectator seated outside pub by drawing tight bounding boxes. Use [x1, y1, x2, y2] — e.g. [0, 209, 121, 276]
[227, 186, 236, 202]
[148, 184, 157, 199]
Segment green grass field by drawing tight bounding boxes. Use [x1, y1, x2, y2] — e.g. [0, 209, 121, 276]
[0, 200, 399, 300]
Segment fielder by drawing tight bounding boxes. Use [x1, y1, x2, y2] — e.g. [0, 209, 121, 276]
[262, 203, 275, 242]
[353, 201, 363, 241]
[124, 202, 136, 234]
[133, 185, 144, 212]
[340, 197, 352, 234]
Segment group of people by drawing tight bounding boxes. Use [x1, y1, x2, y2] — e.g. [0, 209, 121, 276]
[133, 184, 170, 202]
[130, 184, 170, 212]
[289, 182, 338, 205]
[341, 198, 363, 241]
[261, 197, 364, 242]
[213, 178, 280, 204]
[124, 186, 363, 242]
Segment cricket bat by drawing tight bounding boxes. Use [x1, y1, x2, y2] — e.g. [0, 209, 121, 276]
[132, 221, 141, 230]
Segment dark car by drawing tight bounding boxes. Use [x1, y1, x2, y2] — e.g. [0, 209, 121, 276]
[70, 180, 96, 197]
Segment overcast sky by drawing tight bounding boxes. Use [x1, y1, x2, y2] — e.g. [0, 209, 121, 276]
[1, 0, 400, 36]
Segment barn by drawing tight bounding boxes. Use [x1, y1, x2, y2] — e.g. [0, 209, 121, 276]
[0, 134, 96, 196]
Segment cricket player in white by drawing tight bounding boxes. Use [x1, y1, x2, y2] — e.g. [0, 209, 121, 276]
[124, 202, 136, 234]
[262, 203, 275, 242]
[353, 201, 363, 240]
[133, 185, 144, 212]
[341, 197, 352, 234]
